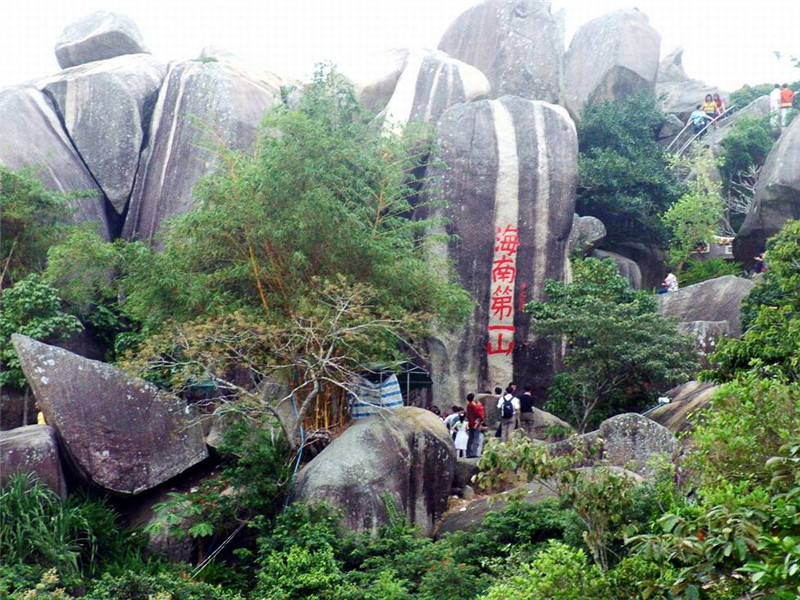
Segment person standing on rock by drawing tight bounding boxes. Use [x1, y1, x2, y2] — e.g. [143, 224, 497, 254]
[518, 385, 536, 437]
[770, 84, 782, 127]
[453, 413, 469, 458]
[780, 84, 795, 128]
[497, 386, 519, 442]
[466, 393, 485, 458]
[701, 94, 718, 122]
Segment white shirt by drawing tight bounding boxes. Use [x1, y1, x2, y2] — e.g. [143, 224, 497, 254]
[770, 88, 782, 111]
[665, 272, 678, 292]
[497, 393, 520, 415]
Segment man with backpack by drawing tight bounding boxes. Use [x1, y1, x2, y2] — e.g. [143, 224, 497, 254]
[518, 385, 536, 437]
[496, 385, 519, 442]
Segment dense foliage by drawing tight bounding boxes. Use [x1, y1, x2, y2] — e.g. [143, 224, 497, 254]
[525, 258, 697, 431]
[576, 92, 685, 244]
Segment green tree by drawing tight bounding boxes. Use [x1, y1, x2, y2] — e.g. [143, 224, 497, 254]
[95, 68, 470, 444]
[0, 274, 83, 389]
[708, 220, 800, 383]
[662, 151, 725, 274]
[0, 167, 71, 289]
[577, 92, 685, 244]
[525, 258, 697, 431]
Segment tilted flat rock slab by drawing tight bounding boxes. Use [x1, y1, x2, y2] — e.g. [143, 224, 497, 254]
[0, 86, 110, 239]
[0, 425, 67, 498]
[292, 407, 455, 536]
[734, 116, 800, 264]
[55, 10, 149, 70]
[439, 0, 564, 102]
[122, 60, 284, 242]
[564, 8, 660, 118]
[39, 54, 167, 215]
[657, 275, 755, 338]
[12, 335, 208, 495]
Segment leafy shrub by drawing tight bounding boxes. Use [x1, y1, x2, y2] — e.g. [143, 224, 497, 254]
[0, 274, 83, 388]
[678, 258, 741, 287]
[720, 115, 775, 180]
[687, 377, 800, 488]
[0, 474, 147, 592]
[479, 540, 604, 600]
[85, 570, 243, 600]
[728, 83, 774, 111]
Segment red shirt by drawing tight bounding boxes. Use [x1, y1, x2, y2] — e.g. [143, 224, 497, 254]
[781, 88, 795, 107]
[466, 401, 485, 429]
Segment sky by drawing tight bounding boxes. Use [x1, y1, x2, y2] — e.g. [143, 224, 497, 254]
[0, 0, 797, 93]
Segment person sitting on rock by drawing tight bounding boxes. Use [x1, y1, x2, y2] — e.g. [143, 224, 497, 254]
[657, 267, 678, 294]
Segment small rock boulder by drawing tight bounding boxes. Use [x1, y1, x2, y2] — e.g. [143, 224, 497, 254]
[0, 425, 67, 498]
[12, 335, 208, 495]
[568, 214, 606, 256]
[597, 413, 679, 477]
[658, 275, 755, 338]
[292, 407, 455, 536]
[55, 11, 148, 69]
[592, 249, 642, 290]
[564, 8, 660, 118]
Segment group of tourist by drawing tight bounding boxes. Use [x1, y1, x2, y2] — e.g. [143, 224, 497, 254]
[434, 382, 538, 458]
[770, 83, 796, 128]
[688, 93, 727, 134]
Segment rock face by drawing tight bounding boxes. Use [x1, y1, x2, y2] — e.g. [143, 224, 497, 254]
[438, 0, 564, 103]
[734, 116, 800, 264]
[677, 320, 731, 366]
[12, 335, 208, 495]
[598, 413, 679, 477]
[648, 380, 717, 434]
[602, 242, 669, 290]
[0, 87, 110, 239]
[347, 49, 410, 115]
[564, 9, 660, 119]
[658, 275, 755, 338]
[656, 47, 723, 117]
[381, 50, 490, 130]
[122, 60, 284, 242]
[592, 249, 642, 290]
[55, 11, 148, 70]
[425, 96, 577, 405]
[567, 214, 606, 256]
[0, 425, 67, 498]
[38, 54, 167, 216]
[292, 407, 455, 536]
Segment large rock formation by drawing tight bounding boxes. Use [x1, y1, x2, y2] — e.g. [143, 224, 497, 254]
[0, 425, 67, 498]
[601, 242, 669, 290]
[55, 11, 148, 70]
[425, 95, 577, 405]
[656, 47, 723, 118]
[658, 275, 755, 338]
[12, 335, 208, 495]
[122, 60, 284, 242]
[0, 87, 110, 239]
[734, 116, 800, 264]
[438, 0, 563, 103]
[381, 50, 490, 129]
[292, 407, 455, 536]
[38, 54, 167, 216]
[563, 9, 660, 119]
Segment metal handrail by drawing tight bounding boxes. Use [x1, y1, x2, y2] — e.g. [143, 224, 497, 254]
[675, 106, 735, 157]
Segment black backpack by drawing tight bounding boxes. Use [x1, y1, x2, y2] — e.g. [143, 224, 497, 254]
[501, 394, 515, 419]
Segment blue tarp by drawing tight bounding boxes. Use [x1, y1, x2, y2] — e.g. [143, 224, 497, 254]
[350, 373, 403, 419]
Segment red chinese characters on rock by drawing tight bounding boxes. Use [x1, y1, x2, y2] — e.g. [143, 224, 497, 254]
[488, 225, 519, 356]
